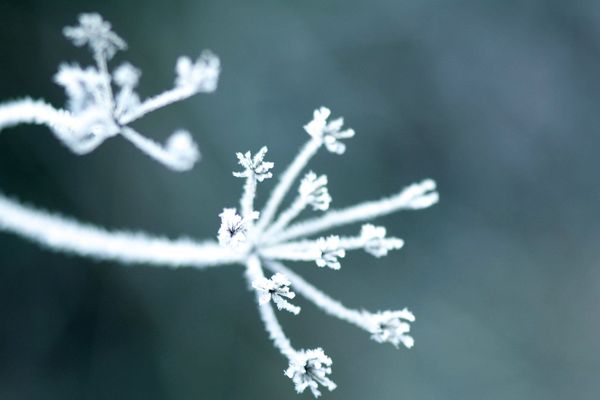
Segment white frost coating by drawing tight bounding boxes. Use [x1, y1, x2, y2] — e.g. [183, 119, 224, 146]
[0, 193, 240, 267]
[0, 13, 220, 171]
[0, 95, 437, 395]
[266, 261, 415, 349]
[266, 261, 366, 328]
[285, 348, 336, 398]
[217, 208, 259, 250]
[267, 179, 439, 244]
[264, 171, 330, 238]
[256, 138, 322, 232]
[260, 226, 403, 263]
[246, 256, 296, 358]
[233, 146, 274, 218]
[120, 127, 199, 171]
[252, 272, 301, 315]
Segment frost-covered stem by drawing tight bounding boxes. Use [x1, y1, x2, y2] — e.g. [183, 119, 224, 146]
[0, 193, 241, 268]
[257, 138, 322, 232]
[241, 176, 257, 220]
[260, 236, 363, 262]
[268, 179, 438, 244]
[119, 85, 195, 125]
[247, 255, 296, 359]
[266, 261, 369, 330]
[263, 196, 306, 239]
[119, 127, 192, 171]
[93, 52, 115, 111]
[0, 98, 73, 137]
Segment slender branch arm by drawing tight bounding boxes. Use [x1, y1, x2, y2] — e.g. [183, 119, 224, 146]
[246, 255, 296, 359]
[120, 127, 198, 171]
[0, 193, 240, 268]
[265, 260, 369, 330]
[266, 179, 438, 244]
[256, 138, 321, 232]
[0, 98, 75, 140]
[119, 85, 196, 125]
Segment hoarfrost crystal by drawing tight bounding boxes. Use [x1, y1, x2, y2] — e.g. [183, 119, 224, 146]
[366, 309, 416, 349]
[360, 224, 404, 257]
[299, 172, 331, 211]
[315, 235, 346, 270]
[218, 208, 258, 250]
[285, 348, 337, 398]
[252, 273, 301, 315]
[0, 14, 440, 397]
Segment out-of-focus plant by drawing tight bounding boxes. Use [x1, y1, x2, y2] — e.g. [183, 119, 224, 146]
[0, 14, 438, 397]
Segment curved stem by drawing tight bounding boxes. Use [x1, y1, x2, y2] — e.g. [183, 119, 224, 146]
[0, 193, 240, 268]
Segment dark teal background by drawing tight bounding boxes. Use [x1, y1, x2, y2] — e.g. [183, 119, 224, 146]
[1, 1, 599, 399]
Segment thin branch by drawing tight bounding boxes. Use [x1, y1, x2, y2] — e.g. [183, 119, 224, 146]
[256, 138, 321, 233]
[118, 85, 196, 125]
[120, 127, 199, 171]
[0, 193, 240, 268]
[246, 255, 296, 359]
[265, 260, 368, 330]
[266, 179, 438, 244]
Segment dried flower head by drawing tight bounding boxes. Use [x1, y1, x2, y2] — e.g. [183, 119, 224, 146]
[63, 13, 126, 59]
[285, 348, 337, 398]
[366, 309, 416, 348]
[252, 273, 300, 315]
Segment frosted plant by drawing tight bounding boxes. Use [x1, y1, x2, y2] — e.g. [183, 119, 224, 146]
[0, 14, 440, 398]
[0, 13, 220, 171]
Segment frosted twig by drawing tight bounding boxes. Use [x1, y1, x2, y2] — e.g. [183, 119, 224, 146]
[266, 261, 415, 348]
[120, 127, 199, 171]
[0, 193, 240, 268]
[0, 13, 219, 172]
[256, 138, 322, 232]
[246, 255, 296, 358]
[266, 179, 438, 244]
[266, 260, 367, 328]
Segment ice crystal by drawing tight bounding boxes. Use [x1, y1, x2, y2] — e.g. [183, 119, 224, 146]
[303, 107, 355, 154]
[218, 208, 259, 250]
[315, 235, 346, 270]
[233, 146, 274, 182]
[360, 224, 404, 257]
[366, 309, 416, 348]
[252, 273, 301, 315]
[285, 348, 337, 398]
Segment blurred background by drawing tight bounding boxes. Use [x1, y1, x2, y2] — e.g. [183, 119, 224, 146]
[1, 0, 599, 399]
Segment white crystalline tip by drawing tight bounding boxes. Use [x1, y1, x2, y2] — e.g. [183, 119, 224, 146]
[252, 272, 301, 315]
[285, 348, 336, 398]
[303, 106, 355, 154]
[165, 130, 200, 166]
[366, 309, 416, 349]
[315, 235, 345, 270]
[63, 13, 126, 59]
[175, 51, 221, 92]
[360, 224, 404, 258]
[113, 62, 141, 88]
[299, 172, 331, 211]
[218, 208, 259, 249]
[232, 146, 274, 182]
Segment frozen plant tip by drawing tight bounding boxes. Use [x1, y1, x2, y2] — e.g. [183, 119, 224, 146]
[0, 13, 220, 170]
[285, 348, 337, 397]
[252, 273, 301, 315]
[0, 25, 437, 393]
